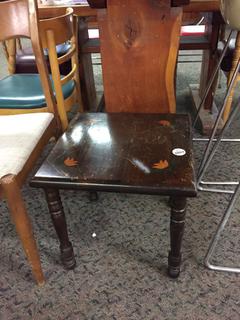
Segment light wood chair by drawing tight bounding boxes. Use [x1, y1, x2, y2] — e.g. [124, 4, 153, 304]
[0, 0, 62, 285]
[0, 7, 82, 131]
[39, 8, 83, 131]
[0, 0, 57, 114]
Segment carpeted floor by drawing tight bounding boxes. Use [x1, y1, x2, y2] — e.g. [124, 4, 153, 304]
[0, 46, 240, 319]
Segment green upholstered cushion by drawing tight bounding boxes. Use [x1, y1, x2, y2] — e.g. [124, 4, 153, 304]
[0, 74, 75, 109]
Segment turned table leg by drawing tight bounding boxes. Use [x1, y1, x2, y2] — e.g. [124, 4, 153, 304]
[44, 188, 76, 269]
[168, 196, 187, 278]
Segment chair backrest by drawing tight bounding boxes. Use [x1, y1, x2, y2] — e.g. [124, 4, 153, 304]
[0, 0, 59, 123]
[39, 8, 82, 131]
[97, 0, 182, 113]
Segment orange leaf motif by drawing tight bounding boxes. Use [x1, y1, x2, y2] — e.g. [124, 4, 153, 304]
[64, 157, 78, 167]
[152, 160, 169, 170]
[158, 120, 170, 127]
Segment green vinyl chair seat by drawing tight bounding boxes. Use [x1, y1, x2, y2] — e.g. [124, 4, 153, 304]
[0, 74, 75, 109]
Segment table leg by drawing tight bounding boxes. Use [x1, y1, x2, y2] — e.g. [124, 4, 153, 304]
[198, 13, 220, 110]
[168, 196, 186, 278]
[190, 12, 223, 134]
[78, 18, 97, 111]
[44, 188, 76, 269]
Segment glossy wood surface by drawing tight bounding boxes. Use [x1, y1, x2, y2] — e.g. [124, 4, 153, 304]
[32, 113, 196, 197]
[98, 0, 182, 113]
[38, 1, 219, 16]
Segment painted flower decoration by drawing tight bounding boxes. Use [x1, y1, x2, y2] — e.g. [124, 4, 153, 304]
[158, 120, 170, 127]
[152, 160, 169, 170]
[64, 157, 78, 167]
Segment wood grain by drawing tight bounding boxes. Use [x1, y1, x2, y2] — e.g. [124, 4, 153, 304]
[98, 0, 182, 113]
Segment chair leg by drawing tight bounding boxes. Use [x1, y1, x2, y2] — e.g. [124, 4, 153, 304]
[44, 188, 76, 269]
[1, 174, 45, 285]
[168, 196, 187, 278]
[204, 182, 240, 273]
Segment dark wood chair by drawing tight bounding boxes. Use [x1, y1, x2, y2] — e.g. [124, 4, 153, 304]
[31, 0, 197, 278]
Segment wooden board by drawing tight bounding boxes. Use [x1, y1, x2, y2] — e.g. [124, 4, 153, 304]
[98, 0, 182, 113]
[38, 1, 220, 17]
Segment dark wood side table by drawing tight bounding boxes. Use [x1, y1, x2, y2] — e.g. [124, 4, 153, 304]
[31, 113, 197, 278]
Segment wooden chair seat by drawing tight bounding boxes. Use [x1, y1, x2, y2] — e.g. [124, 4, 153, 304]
[0, 74, 75, 110]
[31, 112, 197, 278]
[0, 113, 54, 177]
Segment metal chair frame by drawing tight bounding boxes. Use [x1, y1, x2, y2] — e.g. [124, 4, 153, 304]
[193, 29, 240, 273]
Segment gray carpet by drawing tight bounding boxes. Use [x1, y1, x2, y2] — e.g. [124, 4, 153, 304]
[0, 48, 240, 319]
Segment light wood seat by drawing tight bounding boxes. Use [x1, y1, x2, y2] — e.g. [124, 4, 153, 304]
[0, 113, 54, 177]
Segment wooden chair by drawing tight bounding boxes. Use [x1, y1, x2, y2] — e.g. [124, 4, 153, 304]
[29, 0, 196, 279]
[0, 0, 62, 285]
[39, 8, 83, 130]
[0, 8, 82, 131]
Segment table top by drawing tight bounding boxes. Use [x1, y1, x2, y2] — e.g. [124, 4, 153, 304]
[31, 113, 196, 197]
[38, 0, 219, 16]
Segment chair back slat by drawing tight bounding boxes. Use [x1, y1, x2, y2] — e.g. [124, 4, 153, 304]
[40, 10, 82, 130]
[40, 8, 74, 47]
[57, 45, 76, 65]
[61, 64, 76, 86]
[98, 0, 182, 113]
[0, 0, 29, 40]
